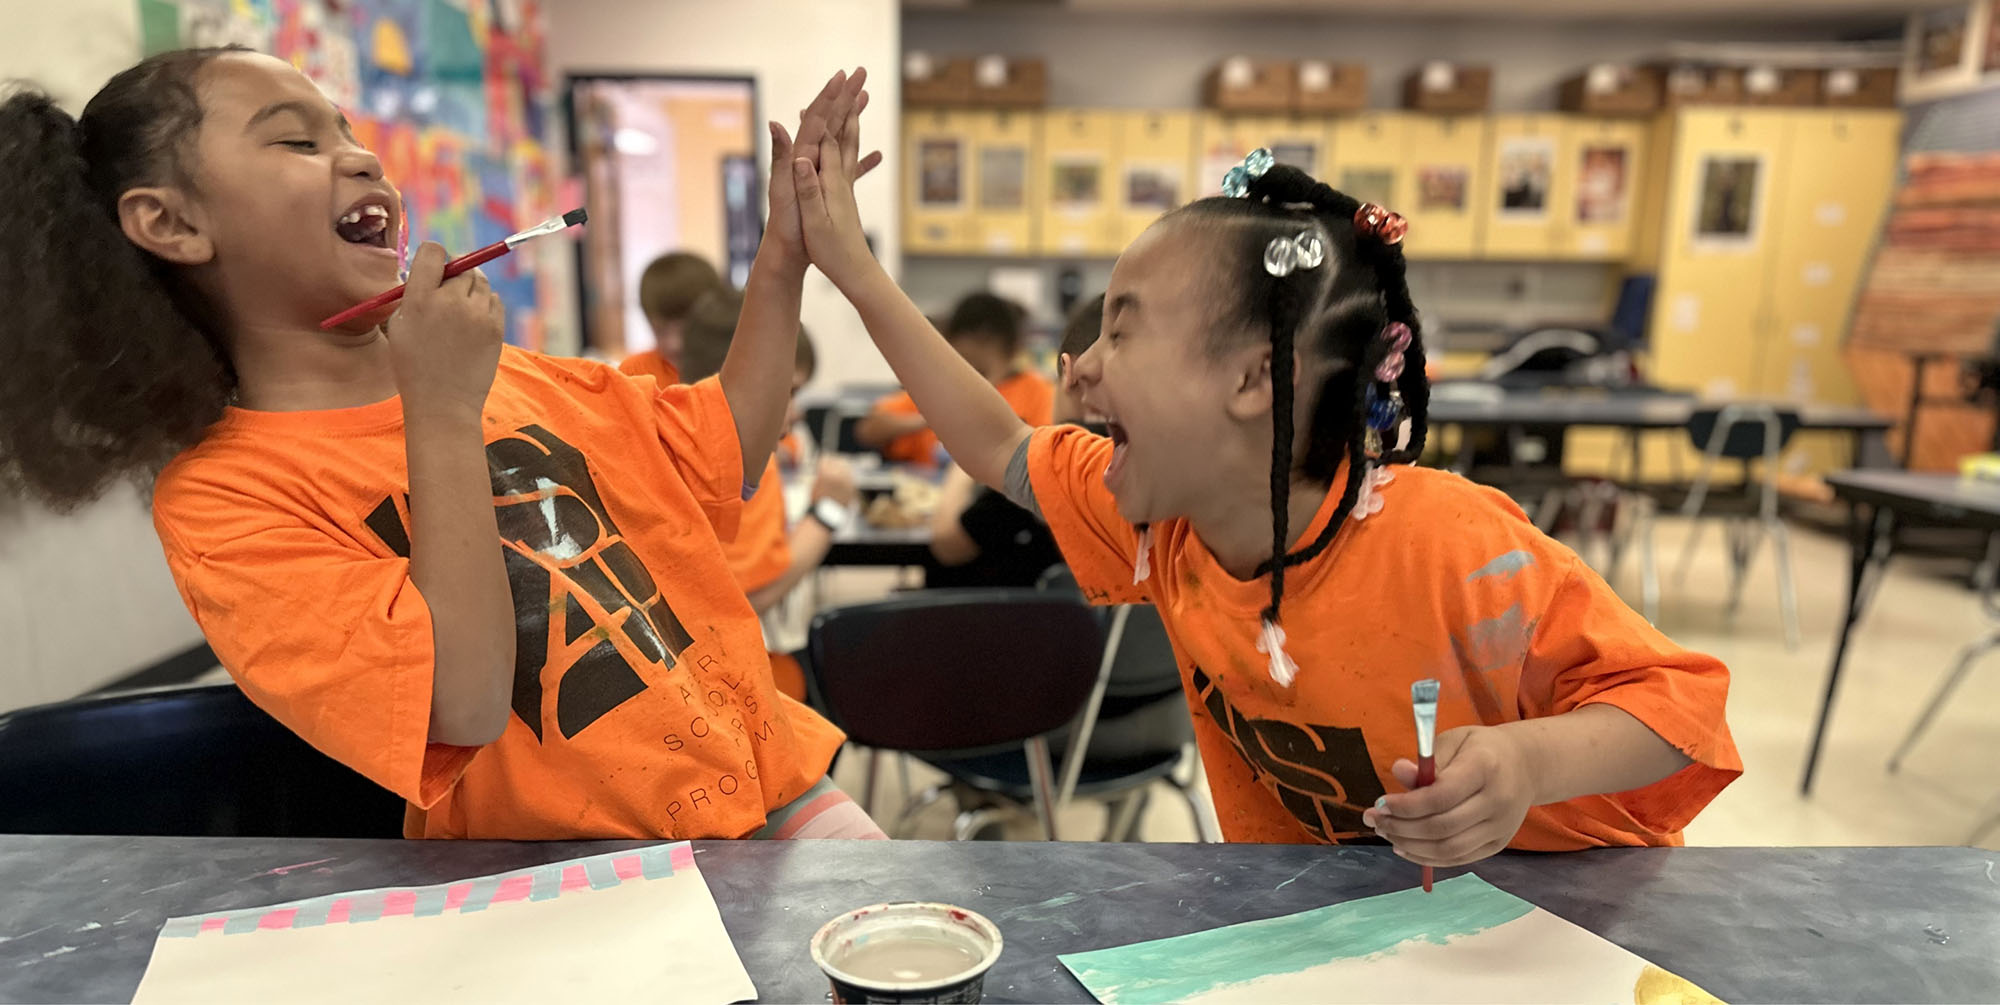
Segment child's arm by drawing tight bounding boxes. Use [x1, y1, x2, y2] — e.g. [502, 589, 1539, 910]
[792, 94, 1031, 490]
[386, 243, 515, 747]
[855, 410, 928, 450]
[1364, 706, 1690, 867]
[744, 457, 856, 613]
[719, 70, 880, 483]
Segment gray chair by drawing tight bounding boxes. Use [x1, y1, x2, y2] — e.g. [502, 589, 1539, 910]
[1638, 403, 1803, 646]
[1889, 573, 2000, 777]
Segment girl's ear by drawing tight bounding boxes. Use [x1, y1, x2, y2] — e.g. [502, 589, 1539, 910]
[1224, 343, 1310, 422]
[117, 186, 214, 266]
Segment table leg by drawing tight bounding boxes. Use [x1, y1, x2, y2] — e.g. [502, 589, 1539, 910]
[1801, 502, 1889, 795]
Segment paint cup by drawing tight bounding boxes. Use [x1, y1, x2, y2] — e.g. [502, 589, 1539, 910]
[810, 902, 1003, 1004]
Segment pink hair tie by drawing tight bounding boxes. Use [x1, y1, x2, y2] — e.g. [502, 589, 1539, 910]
[1374, 322, 1413, 382]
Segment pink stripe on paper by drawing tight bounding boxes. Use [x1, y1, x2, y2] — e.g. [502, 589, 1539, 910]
[560, 865, 590, 893]
[382, 891, 417, 917]
[492, 874, 534, 905]
[257, 908, 298, 930]
[199, 917, 226, 934]
[325, 899, 352, 924]
[612, 855, 644, 880]
[671, 844, 696, 870]
[443, 883, 473, 910]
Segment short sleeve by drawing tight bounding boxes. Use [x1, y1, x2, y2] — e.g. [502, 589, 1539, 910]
[651, 375, 746, 542]
[155, 495, 476, 809]
[1026, 425, 1148, 605]
[1523, 556, 1743, 834]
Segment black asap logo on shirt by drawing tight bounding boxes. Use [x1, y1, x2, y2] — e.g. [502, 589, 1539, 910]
[363, 424, 701, 742]
[1190, 667, 1389, 843]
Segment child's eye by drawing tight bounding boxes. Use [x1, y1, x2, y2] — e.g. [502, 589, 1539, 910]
[278, 139, 318, 151]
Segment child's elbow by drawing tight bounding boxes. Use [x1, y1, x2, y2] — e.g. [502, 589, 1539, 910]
[429, 694, 512, 747]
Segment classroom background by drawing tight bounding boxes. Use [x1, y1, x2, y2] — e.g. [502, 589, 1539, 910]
[5, 0, 2000, 855]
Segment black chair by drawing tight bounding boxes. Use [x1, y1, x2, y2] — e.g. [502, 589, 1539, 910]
[805, 590, 1103, 840]
[1636, 403, 1804, 644]
[0, 684, 405, 838]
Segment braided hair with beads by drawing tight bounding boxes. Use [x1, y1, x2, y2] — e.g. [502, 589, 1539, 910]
[1169, 158, 1428, 683]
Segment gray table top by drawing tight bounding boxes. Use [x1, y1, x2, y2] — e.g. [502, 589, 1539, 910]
[1827, 469, 2000, 528]
[2, 837, 1993, 1004]
[1427, 394, 1892, 432]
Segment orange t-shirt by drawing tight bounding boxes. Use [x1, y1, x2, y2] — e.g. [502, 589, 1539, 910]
[1027, 426, 1741, 850]
[724, 458, 792, 597]
[152, 347, 844, 840]
[618, 350, 679, 386]
[875, 370, 1054, 464]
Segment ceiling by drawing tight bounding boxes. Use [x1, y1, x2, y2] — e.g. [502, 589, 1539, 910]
[906, 0, 1937, 22]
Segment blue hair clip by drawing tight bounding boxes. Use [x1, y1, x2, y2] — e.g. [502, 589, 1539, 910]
[1221, 147, 1276, 198]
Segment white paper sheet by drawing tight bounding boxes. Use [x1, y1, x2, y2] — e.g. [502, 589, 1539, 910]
[132, 843, 755, 1005]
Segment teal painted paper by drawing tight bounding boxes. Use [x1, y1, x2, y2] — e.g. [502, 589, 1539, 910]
[1059, 874, 1535, 1004]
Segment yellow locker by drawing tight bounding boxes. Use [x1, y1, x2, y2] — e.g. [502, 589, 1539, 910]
[968, 110, 1040, 256]
[1479, 114, 1567, 259]
[1760, 110, 1901, 405]
[1647, 108, 1793, 402]
[1327, 112, 1407, 213]
[1114, 111, 1195, 248]
[1040, 110, 1121, 256]
[1401, 115, 1487, 260]
[902, 109, 977, 254]
[1557, 118, 1648, 260]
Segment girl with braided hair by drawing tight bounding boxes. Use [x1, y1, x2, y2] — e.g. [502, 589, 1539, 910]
[794, 138, 1738, 866]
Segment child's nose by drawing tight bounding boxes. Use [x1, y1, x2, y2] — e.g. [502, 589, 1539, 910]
[1073, 342, 1106, 383]
[338, 146, 384, 182]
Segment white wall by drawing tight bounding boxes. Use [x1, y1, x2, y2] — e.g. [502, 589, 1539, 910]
[546, 0, 903, 390]
[0, 0, 209, 710]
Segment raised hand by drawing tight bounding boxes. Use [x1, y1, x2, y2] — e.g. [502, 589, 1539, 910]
[384, 241, 504, 420]
[791, 69, 882, 291]
[767, 69, 883, 272]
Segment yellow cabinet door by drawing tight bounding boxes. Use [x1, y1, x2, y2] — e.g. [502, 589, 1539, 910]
[1479, 114, 1567, 259]
[1327, 112, 1408, 212]
[1402, 115, 1487, 260]
[1647, 108, 1793, 401]
[967, 110, 1040, 257]
[1114, 111, 1195, 248]
[1557, 117, 1648, 260]
[1195, 113, 1330, 196]
[1760, 110, 1902, 405]
[902, 109, 977, 254]
[1040, 110, 1122, 256]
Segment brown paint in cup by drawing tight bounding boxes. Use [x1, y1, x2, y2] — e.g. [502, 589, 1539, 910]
[810, 902, 1003, 1004]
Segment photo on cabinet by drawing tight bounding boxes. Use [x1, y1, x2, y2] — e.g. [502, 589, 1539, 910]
[1270, 141, 1320, 176]
[1416, 165, 1469, 212]
[1497, 136, 1554, 218]
[1125, 162, 1183, 212]
[1340, 167, 1397, 212]
[1918, 5, 1970, 75]
[1051, 157, 1104, 211]
[1575, 145, 1629, 224]
[980, 146, 1027, 211]
[920, 138, 964, 207]
[1693, 154, 1763, 248]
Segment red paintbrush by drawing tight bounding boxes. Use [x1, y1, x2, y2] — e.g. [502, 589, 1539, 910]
[1411, 678, 1439, 893]
[319, 208, 586, 330]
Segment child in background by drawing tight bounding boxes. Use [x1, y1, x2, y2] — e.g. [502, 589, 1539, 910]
[676, 287, 857, 702]
[619, 251, 725, 384]
[925, 295, 1107, 589]
[792, 126, 1740, 863]
[856, 291, 1053, 464]
[0, 50, 883, 840]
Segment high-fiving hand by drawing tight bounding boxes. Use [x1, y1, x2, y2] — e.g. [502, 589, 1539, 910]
[766, 69, 883, 273]
[791, 69, 883, 292]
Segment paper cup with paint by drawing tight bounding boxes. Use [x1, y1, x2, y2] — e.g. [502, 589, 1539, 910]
[811, 902, 1003, 1003]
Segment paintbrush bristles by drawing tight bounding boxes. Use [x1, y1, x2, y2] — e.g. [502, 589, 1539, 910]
[563, 207, 587, 227]
[1410, 679, 1439, 704]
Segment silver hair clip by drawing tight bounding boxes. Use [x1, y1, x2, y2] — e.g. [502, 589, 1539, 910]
[1263, 231, 1325, 277]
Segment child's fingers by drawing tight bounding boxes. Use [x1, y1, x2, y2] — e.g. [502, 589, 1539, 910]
[842, 90, 867, 174]
[792, 157, 826, 227]
[405, 241, 449, 293]
[793, 71, 845, 162]
[1367, 791, 1487, 841]
[1378, 760, 1485, 821]
[1391, 832, 1508, 869]
[856, 150, 885, 180]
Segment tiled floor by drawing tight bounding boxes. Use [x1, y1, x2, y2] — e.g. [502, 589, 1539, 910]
[831, 516, 2000, 851]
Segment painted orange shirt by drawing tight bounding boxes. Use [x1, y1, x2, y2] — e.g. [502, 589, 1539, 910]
[153, 347, 843, 840]
[724, 458, 793, 597]
[618, 350, 680, 386]
[1027, 425, 1741, 850]
[875, 370, 1054, 464]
